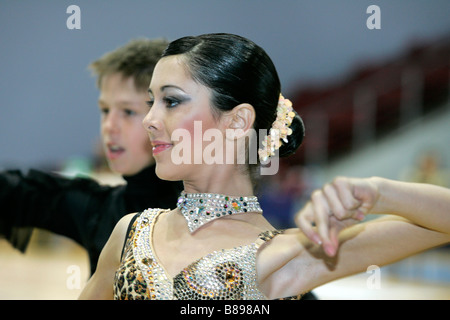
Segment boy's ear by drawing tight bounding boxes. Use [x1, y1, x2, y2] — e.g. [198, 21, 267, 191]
[225, 103, 256, 137]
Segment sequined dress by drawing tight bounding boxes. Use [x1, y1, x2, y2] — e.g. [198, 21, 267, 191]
[114, 208, 300, 300]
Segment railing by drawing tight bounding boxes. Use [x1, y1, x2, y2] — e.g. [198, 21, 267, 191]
[288, 38, 450, 167]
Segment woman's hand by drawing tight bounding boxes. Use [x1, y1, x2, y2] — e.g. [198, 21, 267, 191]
[295, 177, 379, 256]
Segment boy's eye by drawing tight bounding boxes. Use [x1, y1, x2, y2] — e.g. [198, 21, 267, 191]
[124, 109, 136, 116]
[146, 99, 154, 108]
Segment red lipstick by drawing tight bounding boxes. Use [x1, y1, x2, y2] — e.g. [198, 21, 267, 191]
[151, 140, 172, 155]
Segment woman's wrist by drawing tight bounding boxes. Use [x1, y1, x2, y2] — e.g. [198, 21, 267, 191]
[368, 176, 427, 218]
[367, 176, 395, 215]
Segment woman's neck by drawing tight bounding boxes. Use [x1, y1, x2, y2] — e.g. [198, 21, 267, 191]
[182, 165, 254, 196]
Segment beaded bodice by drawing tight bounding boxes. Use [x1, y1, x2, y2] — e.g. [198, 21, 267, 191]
[113, 209, 286, 300]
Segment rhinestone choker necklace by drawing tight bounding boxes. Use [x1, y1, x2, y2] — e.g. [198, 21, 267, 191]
[176, 191, 263, 233]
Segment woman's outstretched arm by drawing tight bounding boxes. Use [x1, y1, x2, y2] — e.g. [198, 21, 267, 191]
[297, 177, 450, 255]
[257, 177, 450, 298]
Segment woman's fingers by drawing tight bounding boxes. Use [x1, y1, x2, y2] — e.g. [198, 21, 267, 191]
[323, 183, 347, 220]
[295, 202, 322, 245]
[296, 177, 374, 257]
[332, 178, 364, 220]
[311, 190, 334, 252]
[335, 176, 380, 219]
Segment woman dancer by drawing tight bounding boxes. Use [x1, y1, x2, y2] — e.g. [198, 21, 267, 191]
[79, 33, 450, 300]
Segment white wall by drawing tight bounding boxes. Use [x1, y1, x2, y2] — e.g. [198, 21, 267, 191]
[319, 104, 450, 183]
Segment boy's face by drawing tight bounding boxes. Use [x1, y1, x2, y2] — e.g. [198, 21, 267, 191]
[98, 73, 154, 176]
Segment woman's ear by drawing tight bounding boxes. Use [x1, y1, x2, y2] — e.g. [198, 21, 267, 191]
[225, 103, 256, 139]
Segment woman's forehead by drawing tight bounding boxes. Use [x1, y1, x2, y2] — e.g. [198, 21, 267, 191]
[149, 56, 207, 97]
[151, 56, 188, 85]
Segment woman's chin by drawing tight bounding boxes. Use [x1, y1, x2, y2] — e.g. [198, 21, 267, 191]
[155, 163, 181, 181]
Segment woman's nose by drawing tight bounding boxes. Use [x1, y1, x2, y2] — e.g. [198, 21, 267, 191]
[142, 106, 162, 135]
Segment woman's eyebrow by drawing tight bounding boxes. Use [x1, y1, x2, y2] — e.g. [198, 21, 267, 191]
[148, 85, 186, 94]
[161, 85, 185, 92]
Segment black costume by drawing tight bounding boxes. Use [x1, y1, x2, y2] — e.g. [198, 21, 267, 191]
[0, 165, 183, 274]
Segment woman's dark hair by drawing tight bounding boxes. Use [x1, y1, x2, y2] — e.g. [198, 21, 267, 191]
[162, 33, 304, 172]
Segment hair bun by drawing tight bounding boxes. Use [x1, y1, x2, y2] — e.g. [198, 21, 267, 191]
[278, 112, 305, 158]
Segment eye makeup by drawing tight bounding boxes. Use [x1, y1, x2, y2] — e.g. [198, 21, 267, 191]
[147, 86, 191, 109]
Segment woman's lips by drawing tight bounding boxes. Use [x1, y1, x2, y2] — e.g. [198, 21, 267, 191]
[151, 141, 172, 155]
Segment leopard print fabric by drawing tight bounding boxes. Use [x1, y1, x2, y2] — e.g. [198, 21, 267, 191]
[114, 213, 149, 300]
[113, 210, 303, 300]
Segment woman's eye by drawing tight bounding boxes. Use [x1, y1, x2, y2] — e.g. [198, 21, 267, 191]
[146, 96, 182, 108]
[164, 97, 181, 108]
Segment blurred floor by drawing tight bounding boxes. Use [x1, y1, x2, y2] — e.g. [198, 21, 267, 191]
[0, 230, 89, 300]
[0, 230, 449, 300]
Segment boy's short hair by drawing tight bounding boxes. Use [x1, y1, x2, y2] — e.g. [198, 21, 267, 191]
[89, 38, 169, 91]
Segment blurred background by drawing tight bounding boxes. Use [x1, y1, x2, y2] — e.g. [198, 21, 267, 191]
[0, 0, 449, 299]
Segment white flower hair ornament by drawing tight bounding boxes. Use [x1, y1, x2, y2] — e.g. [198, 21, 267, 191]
[258, 94, 296, 162]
